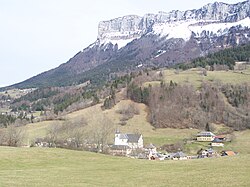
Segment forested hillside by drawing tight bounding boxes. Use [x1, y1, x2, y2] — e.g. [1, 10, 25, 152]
[178, 44, 250, 70]
[127, 67, 250, 130]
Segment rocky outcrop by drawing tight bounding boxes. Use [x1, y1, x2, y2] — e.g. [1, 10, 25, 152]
[98, 15, 144, 40]
[97, 0, 250, 48]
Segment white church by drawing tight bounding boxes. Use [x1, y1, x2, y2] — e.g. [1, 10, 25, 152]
[114, 130, 143, 149]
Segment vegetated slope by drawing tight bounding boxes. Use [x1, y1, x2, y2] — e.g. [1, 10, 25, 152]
[3, 53, 137, 90]
[127, 66, 250, 130]
[6, 43, 250, 127]
[9, 84, 98, 114]
[22, 100, 198, 147]
[18, 65, 249, 148]
[2, 45, 250, 149]
[0, 134, 250, 187]
[178, 43, 250, 70]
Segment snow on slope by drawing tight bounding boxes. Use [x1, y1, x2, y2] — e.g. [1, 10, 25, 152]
[101, 38, 137, 49]
[190, 17, 250, 37]
[152, 17, 250, 41]
[155, 50, 166, 58]
[153, 20, 198, 41]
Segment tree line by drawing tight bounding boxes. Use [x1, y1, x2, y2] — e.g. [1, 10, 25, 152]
[177, 44, 250, 70]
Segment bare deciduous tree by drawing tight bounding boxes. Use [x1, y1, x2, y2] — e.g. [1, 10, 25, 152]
[0, 130, 5, 145]
[87, 114, 115, 153]
[65, 117, 88, 148]
[46, 125, 61, 147]
[5, 126, 25, 147]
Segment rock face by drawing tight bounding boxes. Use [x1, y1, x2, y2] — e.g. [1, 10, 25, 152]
[98, 15, 143, 40]
[5, 0, 250, 89]
[97, 0, 250, 48]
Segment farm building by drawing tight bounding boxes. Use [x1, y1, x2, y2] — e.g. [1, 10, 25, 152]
[211, 138, 224, 147]
[196, 131, 216, 142]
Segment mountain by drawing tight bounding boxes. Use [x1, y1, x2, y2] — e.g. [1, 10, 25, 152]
[4, 0, 250, 89]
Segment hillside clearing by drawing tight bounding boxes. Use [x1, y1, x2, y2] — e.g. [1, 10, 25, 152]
[144, 68, 250, 88]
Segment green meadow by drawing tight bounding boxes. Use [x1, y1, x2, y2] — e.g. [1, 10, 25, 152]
[0, 144, 250, 187]
[144, 67, 250, 88]
[0, 130, 249, 186]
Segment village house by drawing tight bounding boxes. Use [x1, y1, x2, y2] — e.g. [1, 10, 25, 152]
[145, 143, 157, 154]
[148, 153, 165, 160]
[197, 148, 219, 158]
[196, 131, 216, 142]
[172, 152, 187, 160]
[34, 138, 51, 147]
[146, 144, 163, 160]
[234, 61, 249, 71]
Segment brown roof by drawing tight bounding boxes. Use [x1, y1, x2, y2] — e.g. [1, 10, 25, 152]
[225, 151, 236, 156]
[216, 135, 226, 138]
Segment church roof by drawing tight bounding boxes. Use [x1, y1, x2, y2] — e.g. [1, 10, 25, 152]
[118, 133, 142, 143]
[126, 134, 141, 143]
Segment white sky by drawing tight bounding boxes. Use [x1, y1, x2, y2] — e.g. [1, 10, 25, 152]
[0, 0, 245, 87]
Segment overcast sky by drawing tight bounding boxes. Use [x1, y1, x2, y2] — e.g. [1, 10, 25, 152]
[0, 0, 245, 87]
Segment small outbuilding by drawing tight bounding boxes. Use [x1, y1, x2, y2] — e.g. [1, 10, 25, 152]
[172, 152, 187, 160]
[221, 151, 237, 156]
[211, 137, 224, 147]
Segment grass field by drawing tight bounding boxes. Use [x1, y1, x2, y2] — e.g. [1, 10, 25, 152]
[0, 145, 249, 187]
[144, 68, 250, 88]
[1, 130, 250, 186]
[24, 120, 64, 144]
[226, 130, 250, 155]
[0, 88, 34, 99]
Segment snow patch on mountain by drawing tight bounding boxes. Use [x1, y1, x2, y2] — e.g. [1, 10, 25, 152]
[155, 50, 166, 58]
[101, 38, 137, 49]
[152, 17, 250, 41]
[152, 20, 197, 41]
[190, 17, 250, 38]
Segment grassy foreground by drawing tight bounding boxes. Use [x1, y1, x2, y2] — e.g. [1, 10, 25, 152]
[0, 146, 249, 187]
